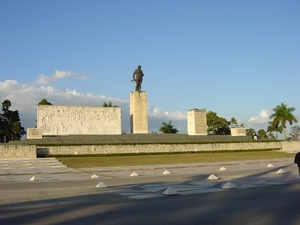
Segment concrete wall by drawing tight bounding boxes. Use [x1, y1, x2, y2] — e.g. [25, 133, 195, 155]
[37, 141, 283, 156]
[37, 105, 121, 135]
[281, 141, 300, 153]
[2, 141, 299, 158]
[0, 145, 36, 158]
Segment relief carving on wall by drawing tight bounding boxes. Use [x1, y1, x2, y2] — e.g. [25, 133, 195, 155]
[38, 106, 121, 135]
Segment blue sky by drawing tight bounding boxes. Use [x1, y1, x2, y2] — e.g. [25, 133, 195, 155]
[0, 0, 299, 138]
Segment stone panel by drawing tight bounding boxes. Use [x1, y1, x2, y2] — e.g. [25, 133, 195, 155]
[130, 91, 148, 133]
[231, 128, 246, 136]
[37, 105, 121, 135]
[187, 109, 207, 135]
[27, 128, 43, 139]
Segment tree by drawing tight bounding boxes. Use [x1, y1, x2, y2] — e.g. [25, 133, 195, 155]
[246, 128, 256, 136]
[266, 121, 282, 140]
[38, 98, 52, 105]
[269, 103, 298, 140]
[102, 101, 118, 107]
[257, 129, 268, 139]
[229, 117, 245, 128]
[159, 120, 178, 134]
[0, 100, 26, 143]
[289, 125, 300, 141]
[206, 111, 230, 135]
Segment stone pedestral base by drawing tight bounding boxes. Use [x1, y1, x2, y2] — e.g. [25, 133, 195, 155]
[130, 91, 148, 134]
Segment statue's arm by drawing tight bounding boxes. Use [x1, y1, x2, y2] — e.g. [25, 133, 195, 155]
[132, 69, 137, 79]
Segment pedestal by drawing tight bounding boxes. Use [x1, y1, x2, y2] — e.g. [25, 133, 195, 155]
[130, 91, 148, 134]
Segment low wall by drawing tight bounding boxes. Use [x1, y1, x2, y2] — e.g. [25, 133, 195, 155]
[37, 142, 283, 156]
[281, 141, 300, 153]
[0, 145, 36, 158]
[2, 141, 299, 158]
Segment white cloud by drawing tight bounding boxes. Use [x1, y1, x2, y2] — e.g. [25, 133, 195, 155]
[148, 106, 186, 120]
[248, 109, 270, 124]
[147, 105, 187, 133]
[0, 78, 188, 136]
[35, 70, 89, 85]
[164, 111, 187, 120]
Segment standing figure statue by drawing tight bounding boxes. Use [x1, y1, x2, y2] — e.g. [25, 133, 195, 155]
[132, 65, 144, 91]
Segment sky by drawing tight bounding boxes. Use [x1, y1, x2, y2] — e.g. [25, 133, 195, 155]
[0, 0, 299, 139]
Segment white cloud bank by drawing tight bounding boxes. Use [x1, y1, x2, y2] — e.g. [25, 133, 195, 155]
[35, 70, 89, 85]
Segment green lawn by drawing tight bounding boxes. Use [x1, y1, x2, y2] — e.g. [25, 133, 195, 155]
[57, 151, 294, 168]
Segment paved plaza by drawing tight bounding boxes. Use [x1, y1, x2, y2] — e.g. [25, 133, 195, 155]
[1, 157, 300, 225]
[0, 157, 299, 205]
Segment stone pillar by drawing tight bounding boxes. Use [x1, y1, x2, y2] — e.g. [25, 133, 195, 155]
[187, 109, 207, 135]
[130, 91, 148, 134]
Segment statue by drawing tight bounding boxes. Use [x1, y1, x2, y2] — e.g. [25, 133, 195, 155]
[131, 65, 144, 91]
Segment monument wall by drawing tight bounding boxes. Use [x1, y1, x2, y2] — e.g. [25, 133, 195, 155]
[37, 105, 121, 135]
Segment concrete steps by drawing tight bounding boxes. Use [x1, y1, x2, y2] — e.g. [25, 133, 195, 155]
[0, 158, 67, 170]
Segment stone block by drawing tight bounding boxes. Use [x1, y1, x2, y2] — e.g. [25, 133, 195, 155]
[27, 128, 43, 139]
[0, 145, 36, 158]
[231, 128, 246, 136]
[187, 109, 207, 135]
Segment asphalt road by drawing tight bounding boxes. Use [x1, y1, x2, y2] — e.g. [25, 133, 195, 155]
[0, 182, 299, 225]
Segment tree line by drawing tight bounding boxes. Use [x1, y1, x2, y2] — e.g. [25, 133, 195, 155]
[0, 99, 299, 142]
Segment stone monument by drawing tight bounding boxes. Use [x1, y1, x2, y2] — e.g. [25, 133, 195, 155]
[130, 91, 148, 134]
[36, 105, 121, 135]
[231, 128, 246, 136]
[187, 109, 207, 135]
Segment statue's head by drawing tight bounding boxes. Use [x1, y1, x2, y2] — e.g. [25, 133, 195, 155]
[138, 65, 141, 69]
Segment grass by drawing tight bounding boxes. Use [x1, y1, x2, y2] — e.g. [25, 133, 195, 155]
[57, 151, 294, 168]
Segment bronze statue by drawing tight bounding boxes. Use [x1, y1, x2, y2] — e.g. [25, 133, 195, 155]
[132, 65, 144, 91]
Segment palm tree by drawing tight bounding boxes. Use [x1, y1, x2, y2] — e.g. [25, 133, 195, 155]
[159, 120, 178, 134]
[102, 101, 118, 107]
[266, 121, 283, 140]
[269, 103, 298, 140]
